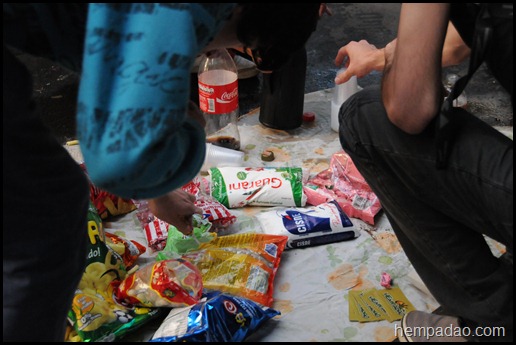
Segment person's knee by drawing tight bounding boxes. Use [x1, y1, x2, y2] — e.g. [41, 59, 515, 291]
[338, 85, 384, 152]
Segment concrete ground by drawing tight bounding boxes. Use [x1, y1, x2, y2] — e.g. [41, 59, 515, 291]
[14, 3, 512, 145]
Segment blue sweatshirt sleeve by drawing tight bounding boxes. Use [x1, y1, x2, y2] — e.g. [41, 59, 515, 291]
[77, 4, 234, 199]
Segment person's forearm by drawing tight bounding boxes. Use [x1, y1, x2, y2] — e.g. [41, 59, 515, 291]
[381, 3, 450, 134]
[442, 22, 471, 67]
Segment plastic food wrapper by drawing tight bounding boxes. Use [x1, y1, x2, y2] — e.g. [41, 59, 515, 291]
[80, 163, 136, 219]
[115, 259, 204, 308]
[179, 233, 288, 307]
[143, 218, 171, 252]
[142, 213, 215, 253]
[132, 200, 170, 251]
[133, 199, 155, 227]
[67, 203, 160, 342]
[305, 150, 382, 225]
[136, 186, 234, 251]
[196, 195, 237, 230]
[182, 178, 237, 230]
[255, 201, 360, 249]
[209, 167, 306, 208]
[151, 291, 280, 342]
[105, 232, 146, 270]
[156, 216, 216, 258]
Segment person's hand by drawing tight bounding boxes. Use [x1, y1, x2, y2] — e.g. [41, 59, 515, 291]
[188, 100, 205, 128]
[334, 39, 389, 84]
[147, 189, 203, 235]
[383, 38, 397, 69]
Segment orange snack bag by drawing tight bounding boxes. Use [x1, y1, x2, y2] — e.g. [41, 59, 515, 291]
[181, 233, 288, 307]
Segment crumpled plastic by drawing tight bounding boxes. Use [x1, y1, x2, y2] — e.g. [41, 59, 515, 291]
[304, 150, 382, 225]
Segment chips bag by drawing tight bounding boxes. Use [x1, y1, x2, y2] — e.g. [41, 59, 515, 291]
[80, 163, 136, 220]
[115, 259, 203, 308]
[151, 291, 280, 342]
[180, 233, 288, 307]
[67, 203, 160, 342]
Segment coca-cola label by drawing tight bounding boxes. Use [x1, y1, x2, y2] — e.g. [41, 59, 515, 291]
[198, 79, 238, 114]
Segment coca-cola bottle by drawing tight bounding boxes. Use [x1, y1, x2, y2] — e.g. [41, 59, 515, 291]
[198, 48, 241, 150]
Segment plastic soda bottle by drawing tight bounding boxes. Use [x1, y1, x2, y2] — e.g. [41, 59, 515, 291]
[198, 49, 241, 150]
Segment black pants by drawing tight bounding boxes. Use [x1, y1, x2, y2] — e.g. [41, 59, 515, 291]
[339, 86, 513, 338]
[3, 46, 89, 341]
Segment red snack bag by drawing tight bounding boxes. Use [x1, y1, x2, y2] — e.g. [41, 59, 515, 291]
[182, 178, 236, 230]
[195, 195, 237, 230]
[143, 218, 170, 252]
[115, 259, 203, 308]
[105, 232, 146, 269]
[80, 163, 137, 219]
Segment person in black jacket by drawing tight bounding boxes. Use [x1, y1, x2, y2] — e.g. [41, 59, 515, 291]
[334, 3, 512, 342]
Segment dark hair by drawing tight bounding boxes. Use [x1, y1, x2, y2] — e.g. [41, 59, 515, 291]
[236, 3, 321, 70]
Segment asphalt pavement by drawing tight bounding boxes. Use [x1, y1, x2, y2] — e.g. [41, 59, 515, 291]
[14, 3, 512, 144]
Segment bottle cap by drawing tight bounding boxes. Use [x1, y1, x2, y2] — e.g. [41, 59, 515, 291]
[302, 112, 316, 122]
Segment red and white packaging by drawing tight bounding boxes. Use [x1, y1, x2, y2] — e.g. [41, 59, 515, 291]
[305, 150, 382, 225]
[144, 218, 170, 252]
[182, 177, 236, 230]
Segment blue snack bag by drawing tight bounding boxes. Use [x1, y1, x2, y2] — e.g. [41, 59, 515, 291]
[150, 291, 280, 342]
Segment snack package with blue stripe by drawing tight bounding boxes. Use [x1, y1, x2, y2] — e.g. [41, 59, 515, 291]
[151, 291, 280, 342]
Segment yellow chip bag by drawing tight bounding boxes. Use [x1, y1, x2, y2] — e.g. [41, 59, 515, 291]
[180, 233, 288, 307]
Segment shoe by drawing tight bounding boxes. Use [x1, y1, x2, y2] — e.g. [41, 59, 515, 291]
[191, 55, 259, 79]
[398, 311, 468, 342]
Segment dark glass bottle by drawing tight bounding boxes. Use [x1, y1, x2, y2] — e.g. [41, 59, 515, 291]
[259, 46, 307, 130]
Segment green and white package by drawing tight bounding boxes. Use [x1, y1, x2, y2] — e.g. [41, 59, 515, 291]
[209, 167, 306, 208]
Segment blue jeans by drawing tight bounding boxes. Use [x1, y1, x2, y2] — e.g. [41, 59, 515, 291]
[338, 86, 513, 336]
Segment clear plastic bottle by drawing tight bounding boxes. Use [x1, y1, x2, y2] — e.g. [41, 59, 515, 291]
[444, 73, 468, 108]
[198, 49, 241, 150]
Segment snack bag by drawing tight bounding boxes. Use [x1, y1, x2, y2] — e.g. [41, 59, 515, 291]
[156, 215, 216, 258]
[143, 218, 170, 252]
[305, 151, 382, 225]
[182, 178, 237, 230]
[151, 291, 280, 342]
[115, 259, 203, 308]
[180, 233, 288, 307]
[80, 163, 136, 219]
[105, 232, 146, 270]
[67, 203, 160, 342]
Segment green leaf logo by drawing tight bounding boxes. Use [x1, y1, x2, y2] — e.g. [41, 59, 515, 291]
[237, 171, 247, 180]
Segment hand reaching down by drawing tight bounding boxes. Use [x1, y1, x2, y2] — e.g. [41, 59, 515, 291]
[147, 189, 203, 235]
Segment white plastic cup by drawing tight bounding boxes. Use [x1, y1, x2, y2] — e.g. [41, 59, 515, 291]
[331, 68, 358, 132]
[201, 143, 245, 171]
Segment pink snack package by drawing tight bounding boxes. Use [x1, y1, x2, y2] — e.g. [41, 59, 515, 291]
[305, 150, 382, 225]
